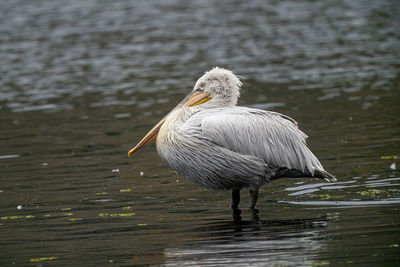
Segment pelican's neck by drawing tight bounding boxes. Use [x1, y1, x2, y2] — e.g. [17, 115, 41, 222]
[165, 107, 196, 129]
[157, 107, 199, 149]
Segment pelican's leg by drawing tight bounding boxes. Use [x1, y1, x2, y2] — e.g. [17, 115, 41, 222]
[231, 189, 241, 209]
[248, 189, 259, 212]
[231, 189, 241, 222]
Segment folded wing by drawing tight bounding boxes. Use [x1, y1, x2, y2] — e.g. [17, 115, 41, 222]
[189, 107, 325, 176]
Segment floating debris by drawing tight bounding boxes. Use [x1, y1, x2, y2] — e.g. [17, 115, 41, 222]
[138, 223, 147, 226]
[64, 213, 73, 216]
[44, 214, 51, 217]
[390, 244, 399, 247]
[96, 192, 108, 195]
[390, 163, 396, 170]
[17, 205, 22, 210]
[140, 171, 144, 176]
[41, 162, 49, 166]
[122, 206, 131, 210]
[0, 190, 3, 193]
[30, 257, 57, 263]
[120, 188, 132, 193]
[112, 169, 120, 173]
[61, 208, 71, 211]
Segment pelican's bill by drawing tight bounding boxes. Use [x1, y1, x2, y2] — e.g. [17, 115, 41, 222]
[128, 91, 211, 157]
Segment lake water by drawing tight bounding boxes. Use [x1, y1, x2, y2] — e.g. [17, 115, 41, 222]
[1, 0, 399, 266]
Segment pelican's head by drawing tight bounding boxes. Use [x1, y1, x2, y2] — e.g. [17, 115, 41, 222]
[193, 67, 242, 108]
[128, 67, 242, 156]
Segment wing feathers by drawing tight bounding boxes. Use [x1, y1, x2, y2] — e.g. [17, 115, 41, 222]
[189, 107, 324, 176]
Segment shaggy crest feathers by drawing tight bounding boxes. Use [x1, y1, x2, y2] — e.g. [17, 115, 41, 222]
[194, 67, 243, 107]
[202, 67, 243, 89]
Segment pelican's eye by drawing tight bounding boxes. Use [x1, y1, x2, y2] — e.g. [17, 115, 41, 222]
[196, 82, 206, 91]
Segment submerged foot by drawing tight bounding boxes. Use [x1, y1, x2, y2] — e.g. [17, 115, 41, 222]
[248, 207, 259, 214]
[249, 208, 259, 221]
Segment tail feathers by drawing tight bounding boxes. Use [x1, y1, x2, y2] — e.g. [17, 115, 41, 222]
[313, 170, 337, 182]
[272, 167, 337, 182]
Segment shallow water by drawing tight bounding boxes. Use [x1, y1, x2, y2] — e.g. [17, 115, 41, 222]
[1, 0, 399, 266]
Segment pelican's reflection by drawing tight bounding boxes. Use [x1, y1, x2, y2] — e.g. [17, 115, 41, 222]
[164, 214, 327, 266]
[232, 208, 260, 223]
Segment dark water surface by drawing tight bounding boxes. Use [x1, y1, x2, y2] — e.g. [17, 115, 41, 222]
[1, 0, 399, 266]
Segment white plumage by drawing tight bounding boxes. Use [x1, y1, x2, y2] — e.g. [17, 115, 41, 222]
[129, 67, 336, 213]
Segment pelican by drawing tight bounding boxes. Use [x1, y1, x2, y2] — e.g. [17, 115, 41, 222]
[128, 67, 336, 213]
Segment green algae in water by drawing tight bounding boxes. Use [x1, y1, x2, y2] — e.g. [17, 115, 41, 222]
[120, 188, 132, 192]
[381, 155, 398, 160]
[316, 194, 345, 200]
[360, 189, 384, 197]
[96, 192, 108, 195]
[98, 213, 135, 217]
[1, 216, 23, 220]
[1, 215, 35, 220]
[64, 212, 73, 216]
[308, 261, 330, 266]
[118, 213, 135, 217]
[30, 256, 57, 263]
[61, 208, 71, 211]
[69, 218, 82, 221]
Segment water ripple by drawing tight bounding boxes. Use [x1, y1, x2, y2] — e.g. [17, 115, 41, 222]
[284, 198, 400, 207]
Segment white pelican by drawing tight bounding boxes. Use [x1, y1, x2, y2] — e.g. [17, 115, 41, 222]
[128, 67, 336, 213]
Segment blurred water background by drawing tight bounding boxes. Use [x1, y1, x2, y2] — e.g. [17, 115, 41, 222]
[0, 0, 399, 266]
